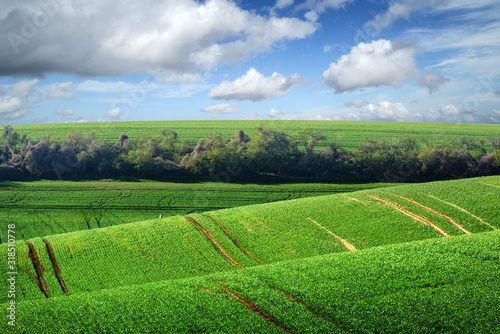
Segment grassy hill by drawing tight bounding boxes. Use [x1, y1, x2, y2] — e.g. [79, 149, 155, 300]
[4, 230, 499, 333]
[12, 120, 500, 151]
[2, 176, 498, 307]
[0, 180, 396, 241]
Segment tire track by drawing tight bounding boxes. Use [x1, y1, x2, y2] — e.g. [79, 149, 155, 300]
[364, 194, 450, 237]
[305, 217, 357, 252]
[204, 214, 265, 265]
[428, 194, 498, 231]
[42, 238, 69, 296]
[271, 287, 358, 333]
[26, 241, 50, 298]
[185, 216, 244, 269]
[388, 193, 471, 235]
[218, 286, 293, 334]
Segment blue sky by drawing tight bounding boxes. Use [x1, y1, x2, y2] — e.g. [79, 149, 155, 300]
[1, 0, 499, 125]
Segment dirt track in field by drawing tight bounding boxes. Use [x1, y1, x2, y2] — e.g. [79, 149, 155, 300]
[204, 215, 264, 265]
[306, 217, 357, 252]
[364, 194, 450, 238]
[26, 241, 50, 298]
[218, 286, 293, 334]
[185, 216, 244, 269]
[428, 194, 498, 231]
[43, 238, 70, 295]
[388, 193, 471, 235]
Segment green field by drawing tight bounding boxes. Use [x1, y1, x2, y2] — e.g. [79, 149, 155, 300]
[4, 230, 499, 333]
[12, 120, 500, 150]
[2, 176, 498, 309]
[0, 180, 396, 240]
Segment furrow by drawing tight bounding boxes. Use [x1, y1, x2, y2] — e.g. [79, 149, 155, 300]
[305, 217, 357, 252]
[26, 241, 50, 298]
[272, 287, 358, 333]
[42, 238, 70, 296]
[185, 216, 244, 269]
[364, 194, 450, 238]
[388, 193, 471, 234]
[218, 286, 293, 334]
[204, 214, 265, 265]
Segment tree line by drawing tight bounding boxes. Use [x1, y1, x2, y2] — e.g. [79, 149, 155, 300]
[1, 125, 499, 182]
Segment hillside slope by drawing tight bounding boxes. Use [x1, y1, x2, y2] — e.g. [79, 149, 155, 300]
[2, 176, 498, 305]
[4, 230, 499, 333]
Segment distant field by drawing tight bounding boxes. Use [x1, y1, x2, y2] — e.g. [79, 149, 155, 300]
[12, 120, 500, 150]
[0, 180, 396, 240]
[4, 230, 499, 333]
[2, 176, 497, 305]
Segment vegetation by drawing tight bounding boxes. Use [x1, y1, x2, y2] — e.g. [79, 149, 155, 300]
[3, 230, 499, 333]
[2, 176, 498, 305]
[0, 180, 395, 241]
[2, 125, 499, 182]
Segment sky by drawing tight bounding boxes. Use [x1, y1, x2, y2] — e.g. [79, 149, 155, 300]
[0, 0, 499, 125]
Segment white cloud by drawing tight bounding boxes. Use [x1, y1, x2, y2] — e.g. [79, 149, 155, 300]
[416, 72, 449, 93]
[0, 96, 23, 115]
[44, 82, 75, 99]
[10, 79, 38, 97]
[267, 108, 285, 120]
[364, 0, 499, 36]
[344, 98, 369, 108]
[323, 44, 332, 52]
[3, 108, 31, 120]
[200, 103, 240, 114]
[275, 0, 294, 10]
[0, 0, 316, 78]
[348, 101, 417, 122]
[323, 39, 417, 93]
[297, 0, 352, 14]
[105, 107, 121, 119]
[490, 109, 500, 123]
[441, 104, 460, 116]
[54, 108, 74, 118]
[209, 68, 307, 101]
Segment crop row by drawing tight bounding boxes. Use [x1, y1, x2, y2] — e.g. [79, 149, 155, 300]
[3, 230, 499, 333]
[0, 180, 395, 240]
[3, 176, 497, 304]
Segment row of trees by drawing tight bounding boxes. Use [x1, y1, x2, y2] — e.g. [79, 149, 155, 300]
[1, 125, 499, 182]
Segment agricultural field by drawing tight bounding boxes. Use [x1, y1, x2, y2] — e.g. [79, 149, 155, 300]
[3, 230, 499, 333]
[12, 120, 500, 151]
[0, 180, 396, 241]
[1, 176, 498, 310]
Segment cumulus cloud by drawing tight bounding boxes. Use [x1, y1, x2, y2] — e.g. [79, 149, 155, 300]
[208, 68, 306, 101]
[348, 101, 417, 122]
[0, 0, 316, 78]
[416, 71, 449, 93]
[200, 103, 240, 114]
[344, 98, 369, 108]
[323, 39, 418, 93]
[440, 104, 460, 116]
[266, 108, 285, 120]
[0, 79, 75, 120]
[105, 107, 121, 119]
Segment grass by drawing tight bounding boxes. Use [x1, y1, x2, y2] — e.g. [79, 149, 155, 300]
[2, 176, 498, 306]
[11, 120, 500, 151]
[3, 230, 499, 333]
[0, 180, 396, 240]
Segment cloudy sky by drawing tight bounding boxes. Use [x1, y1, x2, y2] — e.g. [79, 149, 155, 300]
[1, 0, 499, 124]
